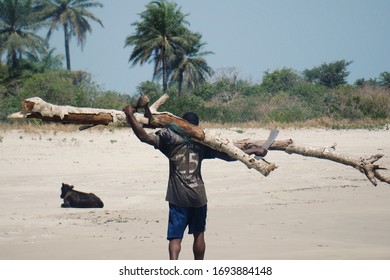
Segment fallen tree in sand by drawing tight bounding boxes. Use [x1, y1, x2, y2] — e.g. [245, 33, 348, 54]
[8, 94, 390, 186]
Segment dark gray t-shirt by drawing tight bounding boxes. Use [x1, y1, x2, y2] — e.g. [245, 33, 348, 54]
[153, 127, 217, 207]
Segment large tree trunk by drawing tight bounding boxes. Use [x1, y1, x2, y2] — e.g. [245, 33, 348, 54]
[8, 94, 389, 185]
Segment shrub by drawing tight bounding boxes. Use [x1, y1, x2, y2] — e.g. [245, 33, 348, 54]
[18, 70, 89, 106]
[267, 107, 306, 123]
[358, 87, 390, 119]
[303, 60, 352, 88]
[91, 90, 133, 110]
[261, 68, 301, 93]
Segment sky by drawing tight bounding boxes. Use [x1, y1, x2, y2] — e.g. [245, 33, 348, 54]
[46, 0, 390, 95]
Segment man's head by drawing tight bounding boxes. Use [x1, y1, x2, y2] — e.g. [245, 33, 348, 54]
[182, 112, 199, 126]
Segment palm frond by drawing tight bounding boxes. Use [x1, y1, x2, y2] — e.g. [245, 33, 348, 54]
[37, 0, 103, 69]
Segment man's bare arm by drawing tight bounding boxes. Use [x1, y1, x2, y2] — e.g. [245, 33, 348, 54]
[123, 105, 157, 146]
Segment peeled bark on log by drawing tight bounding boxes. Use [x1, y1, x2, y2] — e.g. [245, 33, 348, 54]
[11, 97, 129, 125]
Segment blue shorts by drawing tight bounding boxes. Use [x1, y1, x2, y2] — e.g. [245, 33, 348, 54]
[167, 203, 207, 240]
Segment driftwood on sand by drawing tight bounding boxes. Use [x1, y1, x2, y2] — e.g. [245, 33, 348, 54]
[8, 94, 389, 186]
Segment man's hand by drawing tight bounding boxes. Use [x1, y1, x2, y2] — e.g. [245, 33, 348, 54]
[242, 146, 268, 157]
[123, 105, 136, 116]
[252, 146, 268, 157]
[123, 104, 157, 146]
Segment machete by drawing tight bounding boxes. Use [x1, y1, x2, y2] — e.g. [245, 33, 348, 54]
[255, 128, 279, 159]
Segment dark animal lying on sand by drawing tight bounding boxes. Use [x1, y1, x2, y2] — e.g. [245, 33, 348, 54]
[60, 183, 104, 208]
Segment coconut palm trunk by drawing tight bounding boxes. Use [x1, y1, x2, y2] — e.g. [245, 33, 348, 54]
[162, 49, 168, 92]
[63, 22, 71, 70]
[177, 71, 184, 96]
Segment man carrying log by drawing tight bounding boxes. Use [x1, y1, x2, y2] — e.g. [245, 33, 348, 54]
[123, 105, 268, 260]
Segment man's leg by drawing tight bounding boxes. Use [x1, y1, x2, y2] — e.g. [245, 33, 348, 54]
[193, 231, 205, 260]
[169, 238, 182, 260]
[167, 204, 187, 260]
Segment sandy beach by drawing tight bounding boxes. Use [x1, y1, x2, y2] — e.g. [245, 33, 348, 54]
[0, 126, 389, 260]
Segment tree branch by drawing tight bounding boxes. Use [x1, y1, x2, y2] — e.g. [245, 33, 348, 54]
[234, 139, 389, 186]
[8, 95, 389, 185]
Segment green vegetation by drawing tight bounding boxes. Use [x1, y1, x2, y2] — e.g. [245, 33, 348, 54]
[1, 0, 389, 128]
[125, 0, 213, 95]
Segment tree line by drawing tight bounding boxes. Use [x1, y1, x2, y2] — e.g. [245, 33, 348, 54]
[1, 0, 389, 126]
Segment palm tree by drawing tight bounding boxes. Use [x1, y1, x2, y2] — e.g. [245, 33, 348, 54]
[379, 71, 390, 88]
[0, 0, 46, 73]
[37, 0, 103, 70]
[170, 32, 214, 95]
[125, 0, 189, 92]
[25, 47, 63, 72]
